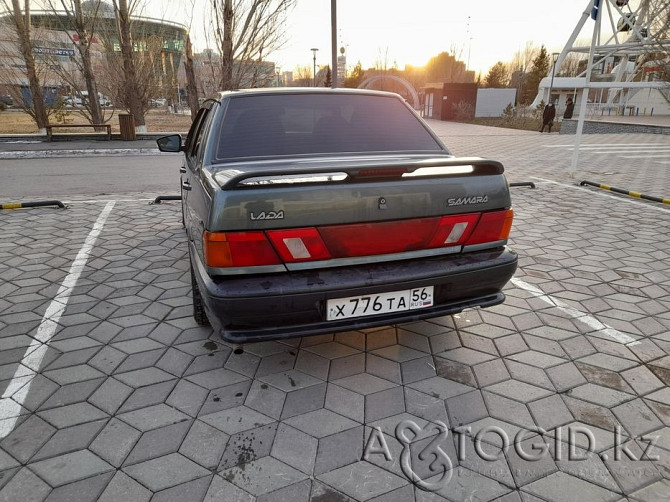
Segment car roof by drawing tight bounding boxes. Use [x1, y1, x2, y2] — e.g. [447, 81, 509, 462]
[216, 87, 404, 100]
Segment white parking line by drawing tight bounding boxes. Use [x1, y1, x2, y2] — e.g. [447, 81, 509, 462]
[553, 150, 670, 155]
[621, 154, 670, 158]
[532, 177, 670, 215]
[543, 143, 668, 148]
[565, 148, 670, 153]
[511, 278, 639, 346]
[0, 201, 116, 439]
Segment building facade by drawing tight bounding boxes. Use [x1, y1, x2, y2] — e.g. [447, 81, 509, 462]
[0, 2, 187, 106]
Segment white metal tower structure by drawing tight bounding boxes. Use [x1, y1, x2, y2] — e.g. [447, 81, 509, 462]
[534, 0, 670, 113]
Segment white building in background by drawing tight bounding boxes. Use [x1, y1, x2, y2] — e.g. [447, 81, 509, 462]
[475, 88, 517, 118]
[534, 76, 670, 117]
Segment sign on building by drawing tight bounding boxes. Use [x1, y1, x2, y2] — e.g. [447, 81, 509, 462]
[34, 47, 75, 57]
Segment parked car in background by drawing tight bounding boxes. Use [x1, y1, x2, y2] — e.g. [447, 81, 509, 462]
[149, 98, 167, 107]
[157, 88, 517, 343]
[79, 91, 112, 107]
[64, 96, 83, 106]
[0, 95, 13, 107]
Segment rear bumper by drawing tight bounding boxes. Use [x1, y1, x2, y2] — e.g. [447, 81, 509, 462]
[191, 245, 518, 343]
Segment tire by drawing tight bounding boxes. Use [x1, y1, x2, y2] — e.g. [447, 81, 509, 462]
[190, 261, 210, 326]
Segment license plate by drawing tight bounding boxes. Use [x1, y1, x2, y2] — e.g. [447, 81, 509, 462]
[327, 286, 434, 321]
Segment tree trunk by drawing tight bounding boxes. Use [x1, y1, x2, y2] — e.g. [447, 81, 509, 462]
[12, 0, 48, 132]
[220, 0, 234, 90]
[73, 0, 103, 127]
[80, 45, 104, 127]
[184, 35, 200, 119]
[116, 0, 145, 130]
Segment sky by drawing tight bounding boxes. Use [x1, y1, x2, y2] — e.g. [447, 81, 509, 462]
[241, 0, 597, 76]
[155, 0, 602, 76]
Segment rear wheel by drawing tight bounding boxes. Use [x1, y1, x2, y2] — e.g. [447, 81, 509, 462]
[190, 262, 210, 326]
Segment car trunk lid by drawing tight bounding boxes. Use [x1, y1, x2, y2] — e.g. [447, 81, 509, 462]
[209, 155, 510, 231]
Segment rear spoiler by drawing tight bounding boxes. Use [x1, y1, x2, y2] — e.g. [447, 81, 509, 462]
[215, 157, 505, 189]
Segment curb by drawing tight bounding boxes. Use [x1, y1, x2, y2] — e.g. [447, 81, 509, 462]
[0, 148, 161, 160]
[0, 133, 183, 143]
[579, 180, 670, 205]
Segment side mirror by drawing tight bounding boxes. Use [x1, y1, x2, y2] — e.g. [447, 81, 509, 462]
[157, 134, 183, 152]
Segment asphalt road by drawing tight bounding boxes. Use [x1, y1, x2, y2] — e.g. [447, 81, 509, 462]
[0, 154, 182, 200]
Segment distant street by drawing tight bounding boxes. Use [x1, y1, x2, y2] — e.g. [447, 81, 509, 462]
[0, 153, 182, 200]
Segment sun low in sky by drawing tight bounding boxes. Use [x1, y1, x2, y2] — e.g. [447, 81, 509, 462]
[272, 0, 597, 75]
[152, 0, 600, 76]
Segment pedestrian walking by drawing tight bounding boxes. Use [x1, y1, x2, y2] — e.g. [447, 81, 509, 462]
[563, 97, 574, 119]
[540, 102, 556, 133]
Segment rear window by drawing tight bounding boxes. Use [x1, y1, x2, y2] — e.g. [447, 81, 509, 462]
[214, 93, 443, 161]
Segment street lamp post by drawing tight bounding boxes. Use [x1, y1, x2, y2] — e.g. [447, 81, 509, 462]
[331, 0, 337, 88]
[548, 52, 559, 104]
[310, 48, 319, 87]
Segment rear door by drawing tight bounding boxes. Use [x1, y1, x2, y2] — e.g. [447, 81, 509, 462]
[182, 103, 215, 236]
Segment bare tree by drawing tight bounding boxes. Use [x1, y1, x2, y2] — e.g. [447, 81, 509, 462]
[557, 52, 583, 77]
[111, 0, 145, 130]
[374, 47, 390, 71]
[210, 0, 295, 90]
[174, 0, 200, 119]
[184, 34, 199, 118]
[199, 50, 223, 97]
[449, 42, 464, 64]
[640, 0, 670, 80]
[42, 0, 106, 127]
[291, 65, 311, 87]
[2, 0, 49, 131]
[509, 41, 538, 105]
[511, 42, 538, 75]
[98, 29, 169, 122]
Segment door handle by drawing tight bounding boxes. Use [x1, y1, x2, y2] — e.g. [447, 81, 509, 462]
[181, 181, 192, 191]
[179, 167, 186, 173]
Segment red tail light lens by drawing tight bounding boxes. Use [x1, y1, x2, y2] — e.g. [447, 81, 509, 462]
[464, 209, 514, 246]
[203, 231, 281, 267]
[266, 228, 331, 262]
[319, 218, 441, 257]
[203, 210, 512, 269]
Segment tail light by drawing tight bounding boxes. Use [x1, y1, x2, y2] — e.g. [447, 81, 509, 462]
[464, 209, 514, 246]
[319, 218, 440, 257]
[203, 231, 281, 267]
[203, 210, 512, 268]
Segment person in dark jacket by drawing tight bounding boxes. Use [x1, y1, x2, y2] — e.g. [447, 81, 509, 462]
[563, 97, 574, 119]
[540, 102, 556, 133]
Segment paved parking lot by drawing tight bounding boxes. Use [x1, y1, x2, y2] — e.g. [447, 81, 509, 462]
[0, 122, 669, 501]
